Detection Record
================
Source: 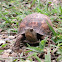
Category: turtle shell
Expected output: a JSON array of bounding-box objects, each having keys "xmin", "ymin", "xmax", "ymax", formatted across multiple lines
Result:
[{"xmin": 18, "ymin": 13, "xmax": 53, "ymax": 36}]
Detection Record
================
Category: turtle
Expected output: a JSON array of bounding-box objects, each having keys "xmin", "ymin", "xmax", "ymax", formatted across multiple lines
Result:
[{"xmin": 13, "ymin": 13, "xmax": 54, "ymax": 51}]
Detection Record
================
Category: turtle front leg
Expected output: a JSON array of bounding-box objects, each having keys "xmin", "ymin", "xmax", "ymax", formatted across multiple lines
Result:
[{"xmin": 12, "ymin": 34, "xmax": 23, "ymax": 52}]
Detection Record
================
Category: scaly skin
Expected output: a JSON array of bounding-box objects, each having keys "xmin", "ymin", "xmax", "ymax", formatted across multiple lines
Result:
[{"xmin": 12, "ymin": 35, "xmax": 23, "ymax": 52}]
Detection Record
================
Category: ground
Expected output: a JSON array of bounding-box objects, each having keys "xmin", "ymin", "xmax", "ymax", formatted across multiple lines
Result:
[{"xmin": 0, "ymin": 0, "xmax": 62, "ymax": 62}]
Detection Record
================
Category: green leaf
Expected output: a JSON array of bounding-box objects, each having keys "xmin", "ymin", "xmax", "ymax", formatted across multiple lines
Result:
[
  {"xmin": 1, "ymin": 44, "xmax": 7, "ymax": 47},
  {"xmin": 25, "ymin": 50, "xmax": 32, "ymax": 53},
  {"xmin": 58, "ymin": 43, "xmax": 62, "ymax": 47},
  {"xmin": 0, "ymin": 50, "xmax": 4, "ymax": 54},
  {"xmin": 30, "ymin": 0, "xmax": 36, "ymax": 8},
  {"xmin": 27, "ymin": 53, "xmax": 41, "ymax": 62},
  {"xmin": 46, "ymin": 20, "xmax": 57, "ymax": 36},
  {"xmin": 57, "ymin": 55, "xmax": 62, "ymax": 62},
  {"xmin": 39, "ymin": 39, "xmax": 47, "ymax": 49},
  {"xmin": 45, "ymin": 50, "xmax": 51, "ymax": 62},
  {"xmin": 27, "ymin": 44, "xmax": 43, "ymax": 53},
  {"xmin": 33, "ymin": 53, "xmax": 41, "ymax": 62},
  {"xmin": 27, "ymin": 46, "xmax": 43, "ymax": 53}
]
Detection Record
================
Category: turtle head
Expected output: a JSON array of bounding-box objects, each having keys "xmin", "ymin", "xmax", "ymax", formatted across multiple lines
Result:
[
  {"xmin": 25, "ymin": 28, "xmax": 37, "ymax": 42},
  {"xmin": 25, "ymin": 28, "xmax": 36, "ymax": 37}
]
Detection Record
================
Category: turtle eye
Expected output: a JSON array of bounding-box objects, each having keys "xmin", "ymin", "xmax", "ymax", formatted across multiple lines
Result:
[{"xmin": 30, "ymin": 29, "xmax": 33, "ymax": 32}]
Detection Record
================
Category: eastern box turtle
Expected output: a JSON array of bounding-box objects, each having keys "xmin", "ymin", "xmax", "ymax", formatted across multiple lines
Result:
[{"xmin": 13, "ymin": 13, "xmax": 54, "ymax": 51}]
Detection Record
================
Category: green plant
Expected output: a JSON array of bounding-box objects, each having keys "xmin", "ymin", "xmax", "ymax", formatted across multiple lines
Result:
[
  {"xmin": 45, "ymin": 49, "xmax": 51, "ymax": 62},
  {"xmin": 27, "ymin": 39, "xmax": 47, "ymax": 53}
]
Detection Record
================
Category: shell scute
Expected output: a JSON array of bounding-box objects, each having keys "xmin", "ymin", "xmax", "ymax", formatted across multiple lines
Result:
[{"xmin": 19, "ymin": 13, "xmax": 53, "ymax": 35}]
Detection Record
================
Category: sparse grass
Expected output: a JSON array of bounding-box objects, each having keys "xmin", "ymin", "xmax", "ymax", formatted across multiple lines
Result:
[{"xmin": 0, "ymin": 0, "xmax": 62, "ymax": 62}]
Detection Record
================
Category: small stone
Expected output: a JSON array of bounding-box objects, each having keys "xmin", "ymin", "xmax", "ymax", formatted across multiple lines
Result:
[
  {"xmin": 25, "ymin": 60, "xmax": 31, "ymax": 62},
  {"xmin": 8, "ymin": 36, "xmax": 15, "ymax": 40},
  {"xmin": 5, "ymin": 49, "xmax": 12, "ymax": 53},
  {"xmin": 52, "ymin": 60, "xmax": 56, "ymax": 62},
  {"xmin": 0, "ymin": 39, "xmax": 5, "ymax": 44}
]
